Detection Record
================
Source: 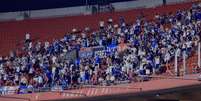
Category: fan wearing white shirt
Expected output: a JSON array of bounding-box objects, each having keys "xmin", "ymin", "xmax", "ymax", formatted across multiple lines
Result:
[
  {"xmin": 25, "ymin": 33, "xmax": 31, "ymax": 43},
  {"xmin": 154, "ymin": 56, "xmax": 160, "ymax": 74}
]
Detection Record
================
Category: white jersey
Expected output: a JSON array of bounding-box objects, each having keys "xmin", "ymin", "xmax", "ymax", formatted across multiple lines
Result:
[
  {"xmin": 25, "ymin": 33, "xmax": 30, "ymax": 40},
  {"xmin": 155, "ymin": 57, "xmax": 160, "ymax": 65}
]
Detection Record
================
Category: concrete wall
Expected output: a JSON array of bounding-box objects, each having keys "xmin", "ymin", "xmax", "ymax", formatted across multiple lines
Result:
[{"xmin": 30, "ymin": 6, "xmax": 90, "ymax": 18}]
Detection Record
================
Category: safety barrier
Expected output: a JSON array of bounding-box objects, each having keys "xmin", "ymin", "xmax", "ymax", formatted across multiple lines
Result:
[
  {"xmin": 0, "ymin": 81, "xmax": 142, "ymax": 97},
  {"xmin": 70, "ymin": 85, "xmax": 143, "ymax": 97},
  {"xmin": 2, "ymin": 74, "xmax": 200, "ymax": 101},
  {"xmin": 148, "ymin": 75, "xmax": 199, "ymax": 81},
  {"xmin": 0, "ymin": 96, "xmax": 31, "ymax": 101},
  {"xmin": 0, "ymin": 86, "xmax": 18, "ymax": 95}
]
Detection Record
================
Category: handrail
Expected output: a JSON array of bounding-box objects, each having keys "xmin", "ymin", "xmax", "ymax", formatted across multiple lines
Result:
[
  {"xmin": 51, "ymin": 91, "xmax": 87, "ymax": 97},
  {"xmin": 0, "ymin": 96, "xmax": 31, "ymax": 101},
  {"xmin": 148, "ymin": 75, "xmax": 199, "ymax": 81},
  {"xmin": 82, "ymin": 85, "xmax": 142, "ymax": 91}
]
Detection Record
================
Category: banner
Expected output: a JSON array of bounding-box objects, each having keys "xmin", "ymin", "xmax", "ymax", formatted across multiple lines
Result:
[
  {"xmin": 78, "ymin": 45, "xmax": 119, "ymax": 58},
  {"xmin": 79, "ymin": 47, "xmax": 94, "ymax": 58},
  {"xmin": 93, "ymin": 46, "xmax": 105, "ymax": 58},
  {"xmin": 65, "ymin": 49, "xmax": 77, "ymax": 60}
]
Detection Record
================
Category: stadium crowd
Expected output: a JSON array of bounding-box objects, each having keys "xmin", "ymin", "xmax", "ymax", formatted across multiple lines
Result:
[{"xmin": 0, "ymin": 3, "xmax": 201, "ymax": 93}]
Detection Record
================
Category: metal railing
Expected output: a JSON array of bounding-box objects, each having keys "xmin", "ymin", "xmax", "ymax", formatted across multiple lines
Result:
[{"xmin": 0, "ymin": 95, "xmax": 31, "ymax": 101}]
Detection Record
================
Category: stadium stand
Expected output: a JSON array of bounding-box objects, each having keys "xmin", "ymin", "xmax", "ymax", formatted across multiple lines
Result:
[{"xmin": 0, "ymin": 0, "xmax": 201, "ymax": 100}]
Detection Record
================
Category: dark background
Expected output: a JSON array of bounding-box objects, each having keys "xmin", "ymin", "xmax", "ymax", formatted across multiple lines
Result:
[{"xmin": 0, "ymin": 0, "xmax": 134, "ymax": 12}]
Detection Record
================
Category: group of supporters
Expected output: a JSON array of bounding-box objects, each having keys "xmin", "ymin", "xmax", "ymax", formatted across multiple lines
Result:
[{"xmin": 0, "ymin": 3, "xmax": 201, "ymax": 94}]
